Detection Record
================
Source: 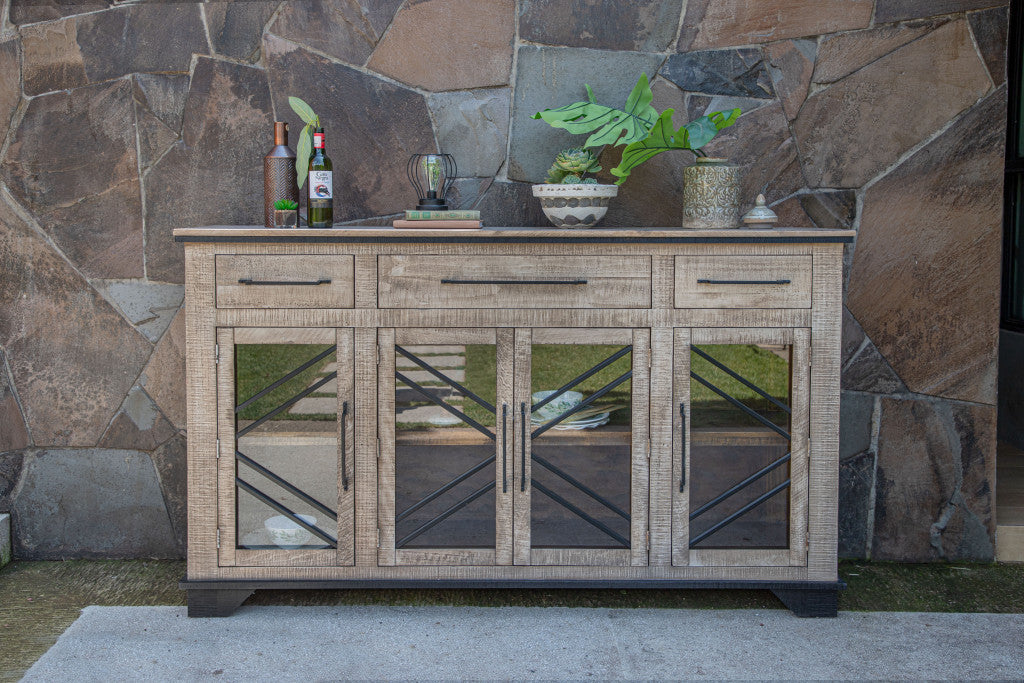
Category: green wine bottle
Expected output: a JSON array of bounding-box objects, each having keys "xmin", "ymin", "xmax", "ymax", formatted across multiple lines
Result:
[{"xmin": 307, "ymin": 127, "xmax": 333, "ymax": 228}]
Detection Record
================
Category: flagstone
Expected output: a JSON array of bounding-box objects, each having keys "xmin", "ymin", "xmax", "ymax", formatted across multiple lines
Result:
[{"xmin": 518, "ymin": 0, "xmax": 684, "ymax": 52}]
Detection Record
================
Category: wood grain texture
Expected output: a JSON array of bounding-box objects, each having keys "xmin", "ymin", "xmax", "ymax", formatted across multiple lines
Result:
[
  {"xmin": 354, "ymin": 328, "xmax": 378, "ymax": 566},
  {"xmin": 215, "ymin": 254, "xmax": 355, "ymax": 308},
  {"xmin": 674, "ymin": 255, "xmax": 812, "ymax": 309},
  {"xmin": 216, "ymin": 328, "xmax": 236, "ymax": 568},
  {"xmin": 232, "ymin": 328, "xmax": 334, "ymax": 344},
  {"xmin": 376, "ymin": 327, "xmax": 396, "ymax": 567},
  {"xmin": 649, "ymin": 328, "xmax": 674, "ymax": 566},
  {"xmin": 513, "ymin": 327, "xmax": 532, "ymax": 566},
  {"xmin": 789, "ymin": 329, "xmax": 811, "ymax": 567},
  {"xmin": 396, "ymin": 549, "xmax": 497, "ymax": 566},
  {"xmin": 336, "ymin": 328, "xmax": 355, "ymax": 566},
  {"xmin": 631, "ymin": 329, "xmax": 651, "ymax": 567},
  {"xmin": 378, "ymin": 255, "xmax": 652, "ymax": 309},
  {"xmin": 496, "ymin": 328, "xmax": 515, "ymax": 566},
  {"xmin": 530, "ymin": 549, "xmax": 631, "ymax": 566},
  {"xmin": 672, "ymin": 327, "xmax": 692, "ymax": 567}
]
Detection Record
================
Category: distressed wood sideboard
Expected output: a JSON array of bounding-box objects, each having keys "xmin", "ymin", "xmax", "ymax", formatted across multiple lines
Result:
[{"xmin": 174, "ymin": 226, "xmax": 854, "ymax": 617}]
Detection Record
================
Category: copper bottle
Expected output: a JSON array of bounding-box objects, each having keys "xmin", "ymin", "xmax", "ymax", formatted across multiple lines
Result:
[{"xmin": 264, "ymin": 121, "xmax": 300, "ymax": 228}]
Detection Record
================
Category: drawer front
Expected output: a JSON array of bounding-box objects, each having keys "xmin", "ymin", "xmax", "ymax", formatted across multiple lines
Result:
[
  {"xmin": 378, "ymin": 255, "xmax": 652, "ymax": 309},
  {"xmin": 674, "ymin": 255, "xmax": 812, "ymax": 308},
  {"xmin": 216, "ymin": 255, "xmax": 355, "ymax": 308}
]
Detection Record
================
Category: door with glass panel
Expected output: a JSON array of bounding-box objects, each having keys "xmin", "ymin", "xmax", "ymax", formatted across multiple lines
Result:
[
  {"xmin": 514, "ymin": 328, "xmax": 649, "ymax": 567},
  {"xmin": 378, "ymin": 328, "xmax": 513, "ymax": 566},
  {"xmin": 218, "ymin": 327, "xmax": 354, "ymax": 567},
  {"xmin": 672, "ymin": 328, "xmax": 809, "ymax": 567}
]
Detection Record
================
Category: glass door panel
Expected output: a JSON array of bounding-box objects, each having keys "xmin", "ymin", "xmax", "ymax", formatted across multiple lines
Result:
[{"xmin": 221, "ymin": 328, "xmax": 353, "ymax": 567}]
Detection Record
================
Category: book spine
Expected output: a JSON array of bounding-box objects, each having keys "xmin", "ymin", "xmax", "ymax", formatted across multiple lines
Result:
[
  {"xmin": 404, "ymin": 210, "xmax": 481, "ymax": 220},
  {"xmin": 392, "ymin": 219, "xmax": 483, "ymax": 229}
]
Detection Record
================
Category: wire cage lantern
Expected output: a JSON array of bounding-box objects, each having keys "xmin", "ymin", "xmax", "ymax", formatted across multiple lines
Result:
[{"xmin": 407, "ymin": 153, "xmax": 457, "ymax": 211}]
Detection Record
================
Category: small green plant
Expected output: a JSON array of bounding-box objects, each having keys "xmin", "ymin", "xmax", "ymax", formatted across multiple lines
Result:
[
  {"xmin": 273, "ymin": 199, "xmax": 298, "ymax": 211},
  {"xmin": 288, "ymin": 96, "xmax": 321, "ymax": 189},
  {"xmin": 533, "ymin": 73, "xmax": 742, "ymax": 185},
  {"xmin": 544, "ymin": 148, "xmax": 601, "ymax": 184}
]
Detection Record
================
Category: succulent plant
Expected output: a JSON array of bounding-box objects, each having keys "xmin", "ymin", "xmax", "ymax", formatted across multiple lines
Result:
[
  {"xmin": 274, "ymin": 199, "xmax": 298, "ymax": 211},
  {"xmin": 582, "ymin": 177, "xmax": 598, "ymax": 185},
  {"xmin": 544, "ymin": 148, "xmax": 601, "ymax": 184}
]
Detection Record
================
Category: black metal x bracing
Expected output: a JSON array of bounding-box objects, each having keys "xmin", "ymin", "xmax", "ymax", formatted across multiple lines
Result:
[
  {"xmin": 689, "ymin": 479, "xmax": 790, "ymax": 547},
  {"xmin": 236, "ymin": 477, "xmax": 338, "ymax": 547},
  {"xmin": 395, "ymin": 345, "xmax": 495, "ymax": 413},
  {"xmin": 396, "ymin": 455, "xmax": 495, "ymax": 523},
  {"xmin": 690, "ymin": 452, "xmax": 791, "ymax": 522},
  {"xmin": 531, "ymin": 369, "xmax": 633, "ymax": 439},
  {"xmin": 236, "ymin": 450, "xmax": 337, "ymax": 521},
  {"xmin": 395, "ymin": 371, "xmax": 495, "ymax": 440},
  {"xmin": 236, "ymin": 372, "xmax": 337, "ymax": 438},
  {"xmin": 691, "ymin": 346, "xmax": 790, "ymax": 415},
  {"xmin": 689, "ymin": 370, "xmax": 790, "ymax": 441},
  {"xmin": 531, "ymin": 345, "xmax": 633, "ymax": 413},
  {"xmin": 397, "ymin": 480, "xmax": 496, "ymax": 548},
  {"xmin": 235, "ymin": 345, "xmax": 337, "ymax": 414},
  {"xmin": 532, "ymin": 479, "xmax": 630, "ymax": 548},
  {"xmin": 533, "ymin": 454, "xmax": 629, "ymax": 521}
]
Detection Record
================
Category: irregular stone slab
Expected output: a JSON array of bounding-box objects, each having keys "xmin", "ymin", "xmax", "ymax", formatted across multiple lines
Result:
[
  {"xmin": 11, "ymin": 448, "xmax": 179, "ymax": 558},
  {"xmin": 849, "ymin": 86, "xmax": 1004, "ymax": 404},
  {"xmin": 475, "ymin": 181, "xmax": 547, "ymax": 228},
  {"xmin": 0, "ymin": 512, "xmax": 9, "ymax": 566},
  {"xmin": 969, "ymin": 7, "xmax": 1009, "ymax": 86},
  {"xmin": 508, "ymin": 46, "xmax": 663, "ymax": 183},
  {"xmin": 661, "ymin": 49, "xmax": 774, "ymax": 98},
  {"xmin": 205, "ymin": 1, "xmax": 279, "ymax": 62},
  {"xmin": 132, "ymin": 74, "xmax": 189, "ymax": 134},
  {"xmin": 265, "ymin": 35, "xmax": 435, "ymax": 223},
  {"xmin": 400, "ymin": 369, "xmax": 465, "ymax": 384},
  {"xmin": 428, "ymin": 89, "xmax": 510, "ymax": 178},
  {"xmin": 799, "ymin": 190, "xmax": 857, "ymax": 230},
  {"xmin": 98, "ymin": 387, "xmax": 178, "ymax": 452},
  {"xmin": 141, "ymin": 308, "xmax": 185, "ymax": 431},
  {"xmin": 91, "ymin": 280, "xmax": 183, "ymax": 343},
  {"xmin": 21, "ymin": 4, "xmax": 205, "ymax": 96},
  {"xmin": 678, "ymin": 0, "xmax": 872, "ymax": 51},
  {"xmin": 795, "ymin": 20, "xmax": 991, "ymax": 188},
  {"xmin": 840, "ymin": 308, "xmax": 907, "ymax": 394},
  {"xmin": 874, "ymin": 0, "xmax": 1005, "ymax": 23},
  {"xmin": 0, "ymin": 38, "xmax": 21, "ymax": 138},
  {"xmin": 873, "ymin": 397, "xmax": 995, "ymax": 562},
  {"xmin": 838, "ymin": 450, "xmax": 873, "ymax": 558},
  {"xmin": 145, "ymin": 58, "xmax": 272, "ymax": 282},
  {"xmin": 0, "ymin": 450, "xmax": 25, "ymax": 511},
  {"xmin": 290, "ymin": 397, "xmax": 338, "ymax": 415},
  {"xmin": 151, "ymin": 435, "xmax": 187, "ymax": 555},
  {"xmin": 271, "ymin": 0, "xmax": 384, "ymax": 66},
  {"xmin": 397, "ymin": 355, "xmax": 464, "ymax": 370},
  {"xmin": 765, "ymin": 197, "xmax": 815, "ymax": 229},
  {"xmin": 763, "ymin": 40, "xmax": 815, "ymax": 120},
  {"xmin": 395, "ymin": 387, "xmax": 465, "ymax": 405},
  {"xmin": 368, "ymin": 0, "xmax": 514, "ymax": 91},
  {"xmin": 2, "ymin": 79, "xmax": 142, "ymax": 279},
  {"xmin": 813, "ymin": 19, "xmax": 945, "ymax": 85},
  {"xmin": 447, "ymin": 178, "xmax": 494, "ymax": 211},
  {"xmin": 518, "ymin": 0, "xmax": 683, "ymax": 52},
  {"xmin": 0, "ymin": 350, "xmax": 29, "ymax": 452},
  {"xmin": 396, "ymin": 405, "xmax": 463, "ymax": 426},
  {"xmin": 9, "ymin": 0, "xmax": 109, "ymax": 25},
  {"xmin": 840, "ymin": 391, "xmax": 873, "ymax": 461},
  {"xmin": 135, "ymin": 106, "xmax": 178, "ymax": 172},
  {"xmin": 0, "ymin": 198, "xmax": 151, "ymax": 447}
]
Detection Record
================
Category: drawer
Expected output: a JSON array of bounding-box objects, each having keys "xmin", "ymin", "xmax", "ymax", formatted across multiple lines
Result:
[
  {"xmin": 378, "ymin": 255, "xmax": 652, "ymax": 309},
  {"xmin": 215, "ymin": 254, "xmax": 355, "ymax": 308},
  {"xmin": 674, "ymin": 255, "xmax": 811, "ymax": 308}
]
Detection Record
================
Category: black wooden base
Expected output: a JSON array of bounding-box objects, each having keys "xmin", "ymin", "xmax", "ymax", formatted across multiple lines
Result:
[{"xmin": 181, "ymin": 578, "xmax": 843, "ymax": 618}]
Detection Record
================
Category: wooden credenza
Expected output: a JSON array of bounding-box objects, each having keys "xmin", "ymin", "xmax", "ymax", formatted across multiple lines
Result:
[{"xmin": 174, "ymin": 226, "xmax": 853, "ymax": 617}]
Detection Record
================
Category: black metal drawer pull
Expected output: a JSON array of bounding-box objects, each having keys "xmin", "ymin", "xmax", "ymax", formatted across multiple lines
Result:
[
  {"xmin": 441, "ymin": 279, "xmax": 587, "ymax": 285},
  {"xmin": 696, "ymin": 278, "xmax": 791, "ymax": 285},
  {"xmin": 238, "ymin": 278, "xmax": 331, "ymax": 286}
]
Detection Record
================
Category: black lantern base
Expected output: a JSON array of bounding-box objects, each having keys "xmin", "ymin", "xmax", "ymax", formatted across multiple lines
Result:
[{"xmin": 416, "ymin": 197, "xmax": 448, "ymax": 211}]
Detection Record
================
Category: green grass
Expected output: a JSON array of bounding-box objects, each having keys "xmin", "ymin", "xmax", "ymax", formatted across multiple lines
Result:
[
  {"xmin": 235, "ymin": 344, "xmax": 335, "ymax": 421},
  {"xmin": 3, "ymin": 558, "xmax": 1024, "ymax": 681}
]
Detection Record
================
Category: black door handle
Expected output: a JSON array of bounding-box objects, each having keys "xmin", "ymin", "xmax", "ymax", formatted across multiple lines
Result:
[{"xmin": 238, "ymin": 278, "xmax": 331, "ymax": 286}]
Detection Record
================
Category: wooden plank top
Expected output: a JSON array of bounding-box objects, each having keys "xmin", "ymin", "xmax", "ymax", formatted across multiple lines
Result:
[{"xmin": 174, "ymin": 225, "xmax": 855, "ymax": 244}]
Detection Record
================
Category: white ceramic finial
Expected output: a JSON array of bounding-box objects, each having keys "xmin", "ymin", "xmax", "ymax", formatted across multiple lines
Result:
[{"xmin": 742, "ymin": 194, "xmax": 778, "ymax": 228}]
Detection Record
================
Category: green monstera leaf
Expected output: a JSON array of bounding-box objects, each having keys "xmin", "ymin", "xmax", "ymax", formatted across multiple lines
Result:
[
  {"xmin": 609, "ymin": 107, "xmax": 741, "ymax": 185},
  {"xmin": 532, "ymin": 73, "xmax": 659, "ymax": 149},
  {"xmin": 289, "ymin": 96, "xmax": 320, "ymax": 189}
]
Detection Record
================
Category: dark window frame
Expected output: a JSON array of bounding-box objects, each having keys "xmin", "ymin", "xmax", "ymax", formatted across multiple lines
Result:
[{"xmin": 1004, "ymin": 0, "xmax": 1024, "ymax": 332}]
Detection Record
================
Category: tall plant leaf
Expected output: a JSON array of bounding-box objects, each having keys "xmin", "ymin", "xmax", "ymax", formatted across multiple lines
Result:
[
  {"xmin": 289, "ymin": 96, "xmax": 317, "ymax": 125},
  {"xmin": 295, "ymin": 123, "xmax": 312, "ymax": 189},
  {"xmin": 532, "ymin": 73, "xmax": 659, "ymax": 148},
  {"xmin": 609, "ymin": 107, "xmax": 741, "ymax": 184}
]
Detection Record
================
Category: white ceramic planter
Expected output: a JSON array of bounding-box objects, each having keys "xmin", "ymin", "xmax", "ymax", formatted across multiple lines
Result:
[{"xmin": 532, "ymin": 183, "xmax": 618, "ymax": 228}]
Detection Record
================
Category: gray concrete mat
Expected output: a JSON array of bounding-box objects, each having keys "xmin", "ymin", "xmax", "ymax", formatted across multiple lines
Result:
[{"xmin": 22, "ymin": 606, "xmax": 1024, "ymax": 681}]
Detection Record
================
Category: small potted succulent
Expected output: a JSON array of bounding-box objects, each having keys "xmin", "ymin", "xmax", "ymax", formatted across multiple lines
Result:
[
  {"xmin": 532, "ymin": 148, "xmax": 617, "ymax": 227},
  {"xmin": 273, "ymin": 199, "xmax": 299, "ymax": 228}
]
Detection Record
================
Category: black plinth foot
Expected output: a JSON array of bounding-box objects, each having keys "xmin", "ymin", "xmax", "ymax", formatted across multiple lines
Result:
[
  {"xmin": 187, "ymin": 589, "xmax": 254, "ymax": 617},
  {"xmin": 771, "ymin": 587, "xmax": 838, "ymax": 617}
]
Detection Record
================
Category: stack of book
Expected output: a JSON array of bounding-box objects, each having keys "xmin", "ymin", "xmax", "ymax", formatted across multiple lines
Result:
[{"xmin": 393, "ymin": 209, "xmax": 482, "ymax": 229}]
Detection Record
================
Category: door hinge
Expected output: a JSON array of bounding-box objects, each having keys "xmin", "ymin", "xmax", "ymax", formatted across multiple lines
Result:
[
  {"xmin": 216, "ymin": 528, "xmax": 221, "ymax": 549},
  {"xmin": 377, "ymin": 344, "xmax": 382, "ymax": 366},
  {"xmin": 214, "ymin": 344, "xmax": 220, "ymax": 365},
  {"xmin": 216, "ymin": 439, "xmax": 220, "ymax": 459}
]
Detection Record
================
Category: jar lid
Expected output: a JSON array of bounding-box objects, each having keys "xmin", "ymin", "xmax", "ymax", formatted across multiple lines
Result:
[{"xmin": 742, "ymin": 194, "xmax": 778, "ymax": 227}]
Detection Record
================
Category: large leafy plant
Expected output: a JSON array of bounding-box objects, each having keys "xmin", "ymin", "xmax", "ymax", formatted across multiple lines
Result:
[
  {"xmin": 288, "ymin": 96, "xmax": 320, "ymax": 189},
  {"xmin": 532, "ymin": 74, "xmax": 741, "ymax": 185}
]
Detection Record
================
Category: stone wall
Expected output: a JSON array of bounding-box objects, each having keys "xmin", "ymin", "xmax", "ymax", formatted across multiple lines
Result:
[{"xmin": 0, "ymin": 0, "xmax": 1006, "ymax": 561}]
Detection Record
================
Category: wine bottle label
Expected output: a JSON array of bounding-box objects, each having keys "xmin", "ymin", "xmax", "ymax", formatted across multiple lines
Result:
[
  {"xmin": 309, "ymin": 170, "xmax": 333, "ymax": 200},
  {"xmin": 313, "ymin": 133, "xmax": 325, "ymax": 148}
]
